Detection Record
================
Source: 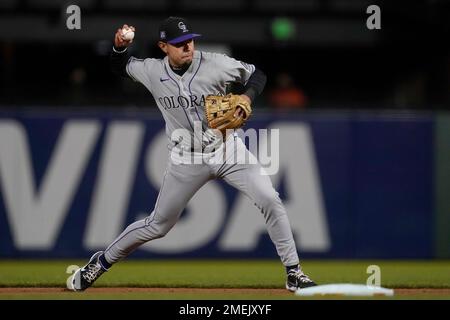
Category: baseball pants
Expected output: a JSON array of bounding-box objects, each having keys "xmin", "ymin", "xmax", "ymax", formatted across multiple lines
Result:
[{"xmin": 103, "ymin": 135, "xmax": 300, "ymax": 267}]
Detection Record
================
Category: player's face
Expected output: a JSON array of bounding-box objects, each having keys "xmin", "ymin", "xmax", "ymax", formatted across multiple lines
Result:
[{"xmin": 159, "ymin": 39, "xmax": 195, "ymax": 68}]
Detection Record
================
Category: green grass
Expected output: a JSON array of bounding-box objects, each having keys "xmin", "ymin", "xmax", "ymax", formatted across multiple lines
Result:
[{"xmin": 0, "ymin": 259, "xmax": 449, "ymax": 299}]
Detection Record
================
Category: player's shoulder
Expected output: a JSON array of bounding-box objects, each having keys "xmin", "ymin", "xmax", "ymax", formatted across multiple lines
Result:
[
  {"xmin": 199, "ymin": 50, "xmax": 227, "ymax": 58},
  {"xmin": 199, "ymin": 50, "xmax": 231, "ymax": 61},
  {"xmin": 199, "ymin": 51, "xmax": 240, "ymax": 71},
  {"xmin": 129, "ymin": 56, "xmax": 164, "ymax": 68},
  {"xmin": 132, "ymin": 56, "xmax": 163, "ymax": 63},
  {"xmin": 200, "ymin": 51, "xmax": 254, "ymax": 72}
]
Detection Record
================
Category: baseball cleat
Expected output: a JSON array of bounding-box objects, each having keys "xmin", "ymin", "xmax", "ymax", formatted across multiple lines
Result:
[
  {"xmin": 286, "ymin": 270, "xmax": 317, "ymax": 292},
  {"xmin": 69, "ymin": 251, "xmax": 107, "ymax": 291}
]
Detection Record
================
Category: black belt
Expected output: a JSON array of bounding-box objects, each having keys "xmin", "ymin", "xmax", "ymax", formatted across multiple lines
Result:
[{"xmin": 190, "ymin": 146, "xmax": 206, "ymax": 152}]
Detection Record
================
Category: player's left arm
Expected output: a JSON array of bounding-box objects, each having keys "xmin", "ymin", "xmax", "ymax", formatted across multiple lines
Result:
[
  {"xmin": 241, "ymin": 68, "xmax": 267, "ymax": 103},
  {"xmin": 231, "ymin": 67, "xmax": 267, "ymax": 117},
  {"xmin": 219, "ymin": 55, "xmax": 267, "ymax": 104}
]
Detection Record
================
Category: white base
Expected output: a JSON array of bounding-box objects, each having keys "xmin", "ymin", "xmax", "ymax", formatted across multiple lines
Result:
[{"xmin": 295, "ymin": 284, "xmax": 394, "ymax": 297}]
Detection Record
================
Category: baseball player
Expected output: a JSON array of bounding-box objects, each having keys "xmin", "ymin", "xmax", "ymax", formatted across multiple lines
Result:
[{"xmin": 69, "ymin": 17, "xmax": 316, "ymax": 292}]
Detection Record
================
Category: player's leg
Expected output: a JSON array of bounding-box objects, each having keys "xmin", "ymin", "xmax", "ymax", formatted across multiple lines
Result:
[
  {"xmin": 215, "ymin": 143, "xmax": 299, "ymax": 267},
  {"xmin": 69, "ymin": 160, "xmax": 211, "ymax": 291},
  {"xmin": 103, "ymin": 161, "xmax": 211, "ymax": 264},
  {"xmin": 213, "ymin": 137, "xmax": 316, "ymax": 291}
]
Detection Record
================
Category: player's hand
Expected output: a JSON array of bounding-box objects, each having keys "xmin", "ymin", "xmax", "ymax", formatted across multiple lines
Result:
[
  {"xmin": 234, "ymin": 107, "xmax": 244, "ymax": 118},
  {"xmin": 114, "ymin": 24, "xmax": 136, "ymax": 49},
  {"xmin": 234, "ymin": 95, "xmax": 251, "ymax": 118}
]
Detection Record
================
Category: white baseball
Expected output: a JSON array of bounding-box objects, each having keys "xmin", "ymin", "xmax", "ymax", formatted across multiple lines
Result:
[{"xmin": 121, "ymin": 28, "xmax": 135, "ymax": 41}]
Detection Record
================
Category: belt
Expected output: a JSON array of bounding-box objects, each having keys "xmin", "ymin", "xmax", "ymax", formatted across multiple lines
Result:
[
  {"xmin": 190, "ymin": 146, "xmax": 206, "ymax": 153},
  {"xmin": 190, "ymin": 135, "xmax": 235, "ymax": 153}
]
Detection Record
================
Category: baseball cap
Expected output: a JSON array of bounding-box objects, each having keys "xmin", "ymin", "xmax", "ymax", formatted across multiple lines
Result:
[{"xmin": 158, "ymin": 17, "xmax": 201, "ymax": 44}]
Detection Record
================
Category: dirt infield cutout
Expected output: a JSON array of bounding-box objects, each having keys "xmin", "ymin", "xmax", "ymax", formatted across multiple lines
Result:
[{"xmin": 1, "ymin": 287, "xmax": 449, "ymax": 297}]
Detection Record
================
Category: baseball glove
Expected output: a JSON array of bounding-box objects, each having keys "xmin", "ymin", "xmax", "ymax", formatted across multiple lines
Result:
[{"xmin": 204, "ymin": 94, "xmax": 252, "ymax": 134}]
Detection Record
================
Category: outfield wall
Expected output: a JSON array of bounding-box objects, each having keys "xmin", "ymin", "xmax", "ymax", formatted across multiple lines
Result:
[{"xmin": 0, "ymin": 109, "xmax": 447, "ymax": 259}]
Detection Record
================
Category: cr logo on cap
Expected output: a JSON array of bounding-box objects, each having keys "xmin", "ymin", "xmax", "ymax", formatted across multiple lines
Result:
[{"xmin": 178, "ymin": 22, "xmax": 188, "ymax": 32}]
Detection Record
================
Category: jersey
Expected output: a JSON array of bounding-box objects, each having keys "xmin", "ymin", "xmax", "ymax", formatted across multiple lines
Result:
[{"xmin": 125, "ymin": 51, "xmax": 256, "ymax": 151}]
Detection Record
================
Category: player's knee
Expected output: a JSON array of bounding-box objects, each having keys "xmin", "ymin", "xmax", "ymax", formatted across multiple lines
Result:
[
  {"xmin": 257, "ymin": 190, "xmax": 283, "ymax": 214},
  {"xmin": 144, "ymin": 217, "xmax": 175, "ymax": 239},
  {"xmin": 151, "ymin": 224, "xmax": 172, "ymax": 239}
]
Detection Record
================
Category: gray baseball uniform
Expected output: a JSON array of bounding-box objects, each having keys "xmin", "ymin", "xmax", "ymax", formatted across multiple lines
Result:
[{"xmin": 103, "ymin": 50, "xmax": 300, "ymax": 267}]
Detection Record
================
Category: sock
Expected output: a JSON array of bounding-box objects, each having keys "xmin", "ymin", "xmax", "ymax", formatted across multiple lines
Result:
[
  {"xmin": 98, "ymin": 254, "xmax": 112, "ymax": 271},
  {"xmin": 286, "ymin": 264, "xmax": 299, "ymax": 274}
]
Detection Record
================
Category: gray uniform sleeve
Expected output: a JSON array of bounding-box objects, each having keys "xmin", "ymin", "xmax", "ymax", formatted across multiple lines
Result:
[
  {"xmin": 216, "ymin": 54, "xmax": 256, "ymax": 86},
  {"xmin": 125, "ymin": 57, "xmax": 156, "ymax": 87}
]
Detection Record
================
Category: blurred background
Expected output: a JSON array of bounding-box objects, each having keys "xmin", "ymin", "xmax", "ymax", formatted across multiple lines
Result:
[
  {"xmin": 0, "ymin": 0, "xmax": 448, "ymax": 109},
  {"xmin": 0, "ymin": 0, "xmax": 449, "ymax": 261}
]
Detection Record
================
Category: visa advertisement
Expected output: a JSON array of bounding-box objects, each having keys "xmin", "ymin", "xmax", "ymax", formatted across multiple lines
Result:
[{"xmin": 0, "ymin": 110, "xmax": 439, "ymax": 259}]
